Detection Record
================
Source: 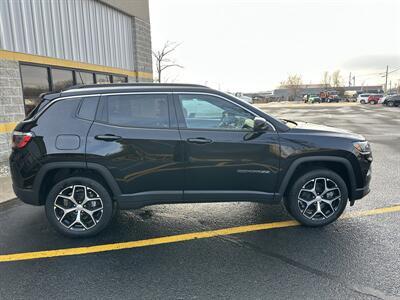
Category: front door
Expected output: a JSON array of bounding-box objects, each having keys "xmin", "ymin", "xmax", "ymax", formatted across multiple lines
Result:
[
  {"xmin": 174, "ymin": 93, "xmax": 280, "ymax": 202},
  {"xmin": 86, "ymin": 93, "xmax": 184, "ymax": 204}
]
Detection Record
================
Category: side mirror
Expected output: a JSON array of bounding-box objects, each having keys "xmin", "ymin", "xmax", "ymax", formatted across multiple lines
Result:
[{"xmin": 253, "ymin": 117, "xmax": 269, "ymax": 131}]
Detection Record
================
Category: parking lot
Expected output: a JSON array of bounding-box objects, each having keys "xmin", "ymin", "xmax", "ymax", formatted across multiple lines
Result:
[{"xmin": 0, "ymin": 103, "xmax": 399, "ymax": 299}]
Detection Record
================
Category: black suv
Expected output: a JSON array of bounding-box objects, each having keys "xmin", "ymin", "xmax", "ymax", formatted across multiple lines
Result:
[
  {"xmin": 10, "ymin": 83, "xmax": 372, "ymax": 237},
  {"xmin": 383, "ymin": 95, "xmax": 400, "ymax": 107}
]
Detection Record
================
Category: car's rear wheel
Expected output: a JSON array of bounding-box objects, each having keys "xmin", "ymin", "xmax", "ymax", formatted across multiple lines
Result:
[
  {"xmin": 45, "ymin": 177, "xmax": 114, "ymax": 238},
  {"xmin": 387, "ymin": 101, "xmax": 394, "ymax": 107},
  {"xmin": 285, "ymin": 169, "xmax": 348, "ymax": 227},
  {"xmin": 360, "ymin": 100, "xmax": 366, "ymax": 104}
]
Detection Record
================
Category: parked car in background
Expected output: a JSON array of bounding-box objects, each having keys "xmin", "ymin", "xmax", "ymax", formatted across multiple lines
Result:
[
  {"xmin": 308, "ymin": 95, "xmax": 321, "ymax": 103},
  {"xmin": 379, "ymin": 94, "xmax": 398, "ymax": 104},
  {"xmin": 378, "ymin": 95, "xmax": 388, "ymax": 104},
  {"xmin": 234, "ymin": 92, "xmax": 253, "ymax": 104},
  {"xmin": 357, "ymin": 94, "xmax": 371, "ymax": 104},
  {"xmin": 344, "ymin": 91, "xmax": 358, "ymax": 102},
  {"xmin": 367, "ymin": 94, "xmax": 383, "ymax": 104},
  {"xmin": 326, "ymin": 95, "xmax": 341, "ymax": 103},
  {"xmin": 383, "ymin": 95, "xmax": 400, "ymax": 107}
]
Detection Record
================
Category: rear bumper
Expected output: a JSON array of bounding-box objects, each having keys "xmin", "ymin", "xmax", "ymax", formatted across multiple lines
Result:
[{"xmin": 12, "ymin": 185, "xmax": 41, "ymax": 206}]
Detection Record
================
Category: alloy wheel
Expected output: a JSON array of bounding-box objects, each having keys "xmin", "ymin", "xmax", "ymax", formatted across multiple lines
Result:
[
  {"xmin": 53, "ymin": 185, "xmax": 103, "ymax": 231},
  {"xmin": 297, "ymin": 177, "xmax": 341, "ymax": 220}
]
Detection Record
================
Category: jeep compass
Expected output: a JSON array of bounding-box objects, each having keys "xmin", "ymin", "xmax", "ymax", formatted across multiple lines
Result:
[{"xmin": 10, "ymin": 83, "xmax": 372, "ymax": 237}]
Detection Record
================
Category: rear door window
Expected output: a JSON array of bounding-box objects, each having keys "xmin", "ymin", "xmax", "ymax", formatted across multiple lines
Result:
[{"xmin": 101, "ymin": 94, "xmax": 170, "ymax": 128}]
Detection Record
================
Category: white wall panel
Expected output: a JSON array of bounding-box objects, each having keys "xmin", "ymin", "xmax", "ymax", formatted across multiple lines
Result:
[{"xmin": 0, "ymin": 0, "xmax": 135, "ymax": 70}]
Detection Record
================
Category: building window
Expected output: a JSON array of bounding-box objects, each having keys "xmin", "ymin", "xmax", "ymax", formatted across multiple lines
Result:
[
  {"xmin": 20, "ymin": 63, "xmax": 129, "ymax": 115},
  {"xmin": 95, "ymin": 74, "xmax": 111, "ymax": 84},
  {"xmin": 76, "ymin": 71, "xmax": 94, "ymax": 85},
  {"xmin": 52, "ymin": 68, "xmax": 74, "ymax": 91},
  {"xmin": 112, "ymin": 75, "xmax": 128, "ymax": 83},
  {"xmin": 20, "ymin": 64, "xmax": 50, "ymax": 115}
]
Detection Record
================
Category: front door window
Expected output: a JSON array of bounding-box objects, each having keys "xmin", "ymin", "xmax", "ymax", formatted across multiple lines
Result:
[{"xmin": 178, "ymin": 94, "xmax": 255, "ymax": 131}]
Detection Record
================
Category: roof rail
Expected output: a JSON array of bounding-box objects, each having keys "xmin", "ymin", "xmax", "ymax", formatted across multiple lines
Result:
[{"xmin": 64, "ymin": 83, "xmax": 209, "ymax": 90}]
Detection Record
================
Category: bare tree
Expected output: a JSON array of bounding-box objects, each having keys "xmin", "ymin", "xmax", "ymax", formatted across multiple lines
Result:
[
  {"xmin": 331, "ymin": 70, "xmax": 344, "ymax": 88},
  {"xmin": 280, "ymin": 74, "xmax": 303, "ymax": 100},
  {"xmin": 153, "ymin": 41, "xmax": 183, "ymax": 83},
  {"xmin": 321, "ymin": 71, "xmax": 331, "ymax": 89}
]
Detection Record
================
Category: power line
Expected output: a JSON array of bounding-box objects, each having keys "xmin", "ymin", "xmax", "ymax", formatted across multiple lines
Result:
[{"xmin": 388, "ymin": 66, "xmax": 400, "ymax": 74}]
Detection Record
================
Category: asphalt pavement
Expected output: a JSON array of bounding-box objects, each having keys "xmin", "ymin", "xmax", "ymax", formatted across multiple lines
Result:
[{"xmin": 0, "ymin": 103, "xmax": 399, "ymax": 299}]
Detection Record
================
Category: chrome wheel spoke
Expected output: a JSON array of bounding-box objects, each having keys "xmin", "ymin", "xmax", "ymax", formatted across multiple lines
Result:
[
  {"xmin": 53, "ymin": 184, "xmax": 104, "ymax": 231},
  {"xmin": 83, "ymin": 209, "xmax": 100, "ymax": 225},
  {"xmin": 68, "ymin": 210, "xmax": 81, "ymax": 229},
  {"xmin": 297, "ymin": 177, "xmax": 341, "ymax": 221}
]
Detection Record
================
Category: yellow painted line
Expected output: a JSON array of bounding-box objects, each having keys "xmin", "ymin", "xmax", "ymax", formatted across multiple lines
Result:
[
  {"xmin": 0, "ymin": 205, "xmax": 399, "ymax": 263},
  {"xmin": 0, "ymin": 50, "xmax": 153, "ymax": 79},
  {"xmin": 344, "ymin": 205, "xmax": 400, "ymax": 218},
  {"xmin": 0, "ymin": 122, "xmax": 17, "ymax": 134}
]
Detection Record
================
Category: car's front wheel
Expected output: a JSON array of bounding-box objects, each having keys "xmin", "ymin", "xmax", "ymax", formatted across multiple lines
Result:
[
  {"xmin": 45, "ymin": 177, "xmax": 114, "ymax": 238},
  {"xmin": 285, "ymin": 169, "xmax": 348, "ymax": 227},
  {"xmin": 387, "ymin": 101, "xmax": 394, "ymax": 107}
]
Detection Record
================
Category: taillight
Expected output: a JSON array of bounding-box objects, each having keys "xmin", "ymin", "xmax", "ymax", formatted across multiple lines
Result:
[{"xmin": 12, "ymin": 131, "xmax": 33, "ymax": 149}]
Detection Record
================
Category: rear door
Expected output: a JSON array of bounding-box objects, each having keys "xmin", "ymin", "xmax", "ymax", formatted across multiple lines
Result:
[
  {"xmin": 174, "ymin": 93, "xmax": 280, "ymax": 202},
  {"xmin": 86, "ymin": 92, "xmax": 184, "ymax": 203}
]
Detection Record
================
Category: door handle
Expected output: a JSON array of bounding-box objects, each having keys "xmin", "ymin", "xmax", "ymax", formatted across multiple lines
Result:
[
  {"xmin": 186, "ymin": 137, "xmax": 213, "ymax": 144},
  {"xmin": 95, "ymin": 134, "xmax": 121, "ymax": 141}
]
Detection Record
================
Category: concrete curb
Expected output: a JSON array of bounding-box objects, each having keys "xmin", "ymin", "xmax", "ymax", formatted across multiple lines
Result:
[
  {"xmin": 0, "ymin": 197, "xmax": 20, "ymax": 210},
  {"xmin": 0, "ymin": 196, "xmax": 17, "ymax": 205}
]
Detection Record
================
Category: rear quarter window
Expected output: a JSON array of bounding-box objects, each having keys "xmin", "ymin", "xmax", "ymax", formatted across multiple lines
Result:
[
  {"xmin": 77, "ymin": 97, "xmax": 99, "ymax": 121},
  {"xmin": 38, "ymin": 98, "xmax": 81, "ymax": 124}
]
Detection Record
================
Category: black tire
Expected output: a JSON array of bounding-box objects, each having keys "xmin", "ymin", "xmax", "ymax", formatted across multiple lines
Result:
[
  {"xmin": 387, "ymin": 101, "xmax": 394, "ymax": 107},
  {"xmin": 285, "ymin": 169, "xmax": 348, "ymax": 227},
  {"xmin": 45, "ymin": 177, "xmax": 114, "ymax": 238},
  {"xmin": 360, "ymin": 100, "xmax": 366, "ymax": 104}
]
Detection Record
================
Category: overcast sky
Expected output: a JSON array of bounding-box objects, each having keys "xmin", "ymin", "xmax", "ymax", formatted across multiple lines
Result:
[{"xmin": 149, "ymin": 0, "xmax": 400, "ymax": 92}]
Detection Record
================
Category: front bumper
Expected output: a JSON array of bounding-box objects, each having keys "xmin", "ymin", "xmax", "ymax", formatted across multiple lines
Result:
[
  {"xmin": 352, "ymin": 185, "xmax": 370, "ymax": 200},
  {"xmin": 351, "ymin": 165, "xmax": 371, "ymax": 201}
]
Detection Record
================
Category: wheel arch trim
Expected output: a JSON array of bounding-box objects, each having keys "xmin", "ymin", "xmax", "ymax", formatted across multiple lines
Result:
[
  {"xmin": 33, "ymin": 162, "xmax": 121, "ymax": 203},
  {"xmin": 276, "ymin": 156, "xmax": 356, "ymax": 201}
]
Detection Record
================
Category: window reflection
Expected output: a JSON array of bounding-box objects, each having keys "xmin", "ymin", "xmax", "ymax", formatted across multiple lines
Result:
[
  {"xmin": 96, "ymin": 74, "xmax": 111, "ymax": 84},
  {"xmin": 76, "ymin": 71, "xmax": 94, "ymax": 85},
  {"xmin": 52, "ymin": 68, "xmax": 74, "ymax": 91},
  {"xmin": 20, "ymin": 63, "xmax": 128, "ymax": 116},
  {"xmin": 20, "ymin": 65, "xmax": 50, "ymax": 115},
  {"xmin": 113, "ymin": 76, "xmax": 127, "ymax": 83}
]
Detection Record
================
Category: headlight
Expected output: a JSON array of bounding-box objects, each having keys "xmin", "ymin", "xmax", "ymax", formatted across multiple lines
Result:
[{"xmin": 353, "ymin": 141, "xmax": 371, "ymax": 155}]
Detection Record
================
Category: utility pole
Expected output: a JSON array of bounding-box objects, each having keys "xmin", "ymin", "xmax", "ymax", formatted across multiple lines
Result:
[
  {"xmin": 348, "ymin": 72, "xmax": 352, "ymax": 87},
  {"xmin": 353, "ymin": 76, "xmax": 355, "ymax": 87},
  {"xmin": 384, "ymin": 65, "xmax": 389, "ymax": 94},
  {"xmin": 389, "ymin": 80, "xmax": 392, "ymax": 94}
]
